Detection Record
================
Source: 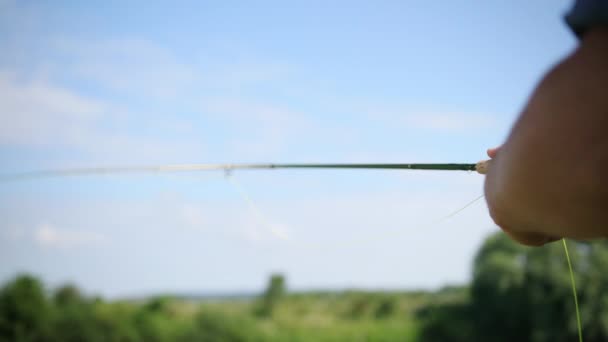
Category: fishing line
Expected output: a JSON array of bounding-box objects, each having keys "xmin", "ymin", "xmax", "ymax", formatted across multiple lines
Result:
[
  {"xmin": 224, "ymin": 172, "xmax": 486, "ymax": 251},
  {"xmin": 303, "ymin": 192, "xmax": 487, "ymax": 251},
  {"xmin": 225, "ymin": 174, "xmax": 291, "ymax": 241},
  {"xmin": 563, "ymin": 238, "xmax": 583, "ymax": 342}
]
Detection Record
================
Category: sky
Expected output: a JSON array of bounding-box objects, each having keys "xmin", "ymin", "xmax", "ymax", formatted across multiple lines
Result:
[{"xmin": 0, "ymin": 0, "xmax": 576, "ymax": 298}]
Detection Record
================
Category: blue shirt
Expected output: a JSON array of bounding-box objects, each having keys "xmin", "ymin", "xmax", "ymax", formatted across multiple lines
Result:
[{"xmin": 566, "ymin": 0, "xmax": 608, "ymax": 36}]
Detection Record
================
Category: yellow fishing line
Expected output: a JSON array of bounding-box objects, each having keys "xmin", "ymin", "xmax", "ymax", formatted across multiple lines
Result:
[{"xmin": 562, "ymin": 238, "xmax": 583, "ymax": 342}]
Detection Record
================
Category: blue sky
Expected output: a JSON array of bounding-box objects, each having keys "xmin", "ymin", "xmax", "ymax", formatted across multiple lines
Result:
[{"xmin": 0, "ymin": 0, "xmax": 576, "ymax": 297}]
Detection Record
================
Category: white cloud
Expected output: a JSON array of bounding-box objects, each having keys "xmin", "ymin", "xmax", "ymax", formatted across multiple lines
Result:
[
  {"xmin": 49, "ymin": 37, "xmax": 293, "ymax": 99},
  {"xmin": 403, "ymin": 112, "xmax": 496, "ymax": 131},
  {"xmin": 199, "ymin": 97, "xmax": 323, "ymax": 159},
  {"xmin": 0, "ymin": 70, "xmax": 103, "ymax": 147},
  {"xmin": 204, "ymin": 61, "xmax": 293, "ymax": 90},
  {"xmin": 202, "ymin": 98, "xmax": 311, "ymax": 138},
  {"xmin": 239, "ymin": 219, "xmax": 292, "ymax": 243},
  {"xmin": 269, "ymin": 223, "xmax": 291, "ymax": 241},
  {"xmin": 0, "ymin": 34, "xmax": 302, "ymax": 163},
  {"xmin": 50, "ymin": 38, "xmax": 199, "ymax": 99},
  {"xmin": 34, "ymin": 223, "xmax": 106, "ymax": 248},
  {"xmin": 358, "ymin": 102, "xmax": 500, "ymax": 133},
  {"xmin": 0, "ymin": 68, "xmax": 207, "ymax": 164}
]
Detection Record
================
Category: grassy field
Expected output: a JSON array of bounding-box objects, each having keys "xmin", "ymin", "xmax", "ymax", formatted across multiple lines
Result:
[{"xmin": 187, "ymin": 290, "xmax": 429, "ymax": 341}]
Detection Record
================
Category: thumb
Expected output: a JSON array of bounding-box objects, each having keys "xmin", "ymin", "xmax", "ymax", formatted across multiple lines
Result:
[
  {"xmin": 487, "ymin": 146, "xmax": 501, "ymax": 159},
  {"xmin": 502, "ymin": 226, "xmax": 561, "ymax": 246}
]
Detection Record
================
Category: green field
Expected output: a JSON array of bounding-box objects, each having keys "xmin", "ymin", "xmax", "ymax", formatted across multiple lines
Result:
[
  {"xmin": 2, "ymin": 233, "xmax": 608, "ymax": 341},
  {"xmin": 0, "ymin": 279, "xmax": 450, "ymax": 342}
]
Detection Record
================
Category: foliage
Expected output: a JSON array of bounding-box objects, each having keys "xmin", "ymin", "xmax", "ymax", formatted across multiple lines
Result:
[
  {"xmin": 415, "ymin": 286, "xmax": 474, "ymax": 341},
  {"xmin": 418, "ymin": 233, "xmax": 608, "ymax": 342},
  {"xmin": 2, "ymin": 233, "xmax": 608, "ymax": 341},
  {"xmin": 184, "ymin": 309, "xmax": 263, "ymax": 342},
  {"xmin": 254, "ymin": 273, "xmax": 286, "ymax": 318},
  {"xmin": 374, "ymin": 296, "xmax": 397, "ymax": 319},
  {"xmin": 0, "ymin": 274, "xmax": 51, "ymax": 342},
  {"xmin": 0, "ymin": 274, "xmax": 420, "ymax": 341}
]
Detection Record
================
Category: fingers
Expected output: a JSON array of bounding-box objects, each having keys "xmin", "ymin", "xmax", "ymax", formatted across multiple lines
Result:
[
  {"xmin": 487, "ymin": 200, "xmax": 561, "ymax": 246},
  {"xmin": 501, "ymin": 228, "xmax": 561, "ymax": 247}
]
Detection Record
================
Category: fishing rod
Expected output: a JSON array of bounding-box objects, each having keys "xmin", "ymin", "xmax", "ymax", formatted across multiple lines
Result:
[
  {"xmin": 0, "ymin": 157, "xmax": 584, "ymax": 340},
  {"xmin": 0, "ymin": 160, "xmax": 491, "ymax": 182}
]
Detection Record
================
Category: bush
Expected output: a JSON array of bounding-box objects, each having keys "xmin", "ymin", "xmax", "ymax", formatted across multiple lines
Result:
[{"xmin": 184, "ymin": 309, "xmax": 264, "ymax": 342}]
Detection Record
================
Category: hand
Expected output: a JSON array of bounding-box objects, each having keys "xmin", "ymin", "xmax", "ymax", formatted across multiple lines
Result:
[
  {"xmin": 484, "ymin": 28, "xmax": 608, "ymax": 246},
  {"xmin": 485, "ymin": 146, "xmax": 561, "ymax": 246}
]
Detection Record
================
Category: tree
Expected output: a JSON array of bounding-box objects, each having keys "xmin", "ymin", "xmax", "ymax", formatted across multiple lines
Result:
[
  {"xmin": 470, "ymin": 232, "xmax": 608, "ymax": 342},
  {"xmin": 185, "ymin": 309, "xmax": 263, "ymax": 342},
  {"xmin": 578, "ymin": 240, "xmax": 608, "ymax": 340},
  {"xmin": 133, "ymin": 296, "xmax": 184, "ymax": 342},
  {"xmin": 374, "ymin": 296, "xmax": 396, "ymax": 319},
  {"xmin": 54, "ymin": 285, "xmax": 83, "ymax": 307},
  {"xmin": 470, "ymin": 233, "xmax": 530, "ymax": 341},
  {"xmin": 0, "ymin": 274, "xmax": 51, "ymax": 341},
  {"xmin": 418, "ymin": 232, "xmax": 608, "ymax": 342},
  {"xmin": 255, "ymin": 274, "xmax": 286, "ymax": 317}
]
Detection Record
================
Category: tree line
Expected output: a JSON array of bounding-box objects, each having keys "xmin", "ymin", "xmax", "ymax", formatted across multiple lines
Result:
[{"xmin": 1, "ymin": 232, "xmax": 608, "ymax": 341}]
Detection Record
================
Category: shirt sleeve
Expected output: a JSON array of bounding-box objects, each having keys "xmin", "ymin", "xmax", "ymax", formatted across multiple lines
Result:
[{"xmin": 565, "ymin": 0, "xmax": 608, "ymax": 37}]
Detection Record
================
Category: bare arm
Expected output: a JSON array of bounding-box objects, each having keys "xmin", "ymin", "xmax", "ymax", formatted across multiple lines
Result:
[{"xmin": 484, "ymin": 27, "xmax": 608, "ymax": 246}]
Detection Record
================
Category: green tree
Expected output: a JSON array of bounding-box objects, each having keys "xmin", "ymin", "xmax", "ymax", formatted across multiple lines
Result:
[
  {"xmin": 374, "ymin": 296, "xmax": 396, "ymax": 319},
  {"xmin": 579, "ymin": 240, "xmax": 608, "ymax": 340},
  {"xmin": 184, "ymin": 309, "xmax": 262, "ymax": 342},
  {"xmin": 0, "ymin": 274, "xmax": 51, "ymax": 342},
  {"xmin": 470, "ymin": 233, "xmax": 608, "ymax": 342},
  {"xmin": 416, "ymin": 301, "xmax": 473, "ymax": 341},
  {"xmin": 522, "ymin": 241, "xmax": 581, "ymax": 342},
  {"xmin": 416, "ymin": 285, "xmax": 474, "ymax": 341},
  {"xmin": 54, "ymin": 285, "xmax": 83, "ymax": 307},
  {"xmin": 470, "ymin": 233, "xmax": 530, "ymax": 341},
  {"xmin": 50, "ymin": 284, "xmax": 140, "ymax": 342},
  {"xmin": 418, "ymin": 232, "xmax": 608, "ymax": 342},
  {"xmin": 50, "ymin": 284, "xmax": 98, "ymax": 342},
  {"xmin": 133, "ymin": 296, "xmax": 186, "ymax": 342},
  {"xmin": 255, "ymin": 274, "xmax": 286, "ymax": 317}
]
